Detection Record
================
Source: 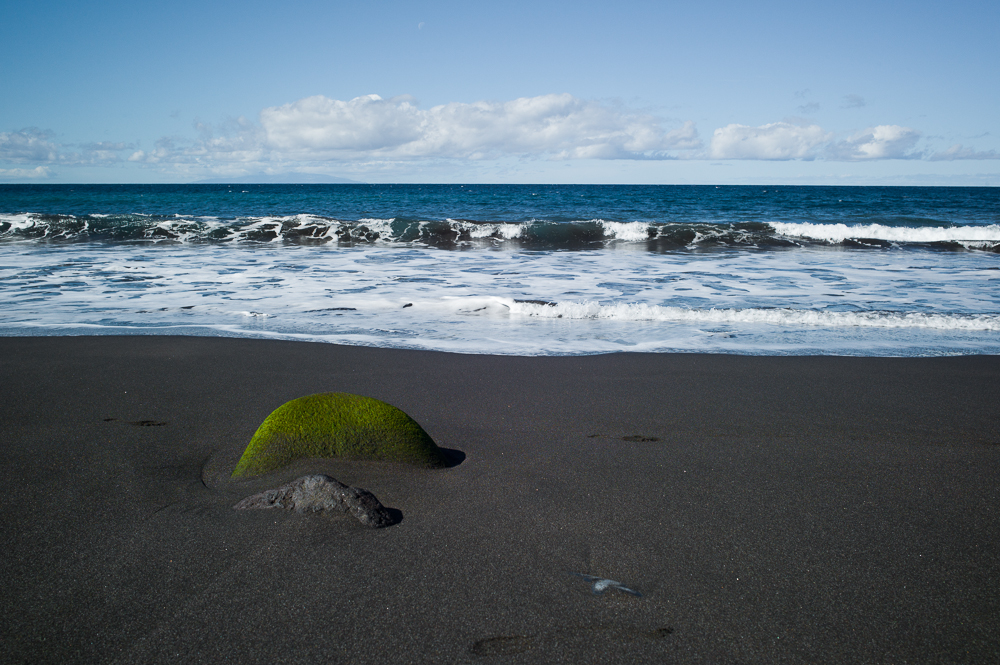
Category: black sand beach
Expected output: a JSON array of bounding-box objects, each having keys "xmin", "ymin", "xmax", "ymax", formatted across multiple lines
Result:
[{"xmin": 2, "ymin": 336, "xmax": 998, "ymax": 664}]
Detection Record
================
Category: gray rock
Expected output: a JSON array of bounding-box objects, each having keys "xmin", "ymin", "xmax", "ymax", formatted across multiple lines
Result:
[
  {"xmin": 234, "ymin": 474, "xmax": 396, "ymax": 528},
  {"xmin": 570, "ymin": 572, "xmax": 643, "ymax": 597}
]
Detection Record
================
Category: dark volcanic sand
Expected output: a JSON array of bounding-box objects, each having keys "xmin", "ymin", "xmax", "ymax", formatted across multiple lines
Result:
[{"xmin": 1, "ymin": 336, "xmax": 998, "ymax": 664}]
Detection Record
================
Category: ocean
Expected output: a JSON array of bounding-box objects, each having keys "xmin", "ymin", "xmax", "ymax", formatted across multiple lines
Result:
[{"xmin": 2, "ymin": 184, "xmax": 998, "ymax": 356}]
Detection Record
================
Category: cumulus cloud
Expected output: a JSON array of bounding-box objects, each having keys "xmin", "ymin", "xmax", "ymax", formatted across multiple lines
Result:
[
  {"xmin": 708, "ymin": 122, "xmax": 989, "ymax": 163},
  {"xmin": 709, "ymin": 122, "xmax": 831, "ymax": 160},
  {"xmin": 0, "ymin": 166, "xmax": 53, "ymax": 179},
  {"xmin": 928, "ymin": 144, "xmax": 1000, "ymax": 161},
  {"xmin": 117, "ymin": 94, "xmax": 703, "ymax": 167},
  {"xmin": 258, "ymin": 93, "xmax": 701, "ymax": 160},
  {"xmin": 262, "ymin": 95, "xmax": 422, "ymax": 154},
  {"xmin": 15, "ymin": 92, "xmax": 996, "ymax": 173},
  {"xmin": 829, "ymin": 125, "xmax": 921, "ymax": 160},
  {"xmin": 0, "ymin": 128, "xmax": 60, "ymax": 162}
]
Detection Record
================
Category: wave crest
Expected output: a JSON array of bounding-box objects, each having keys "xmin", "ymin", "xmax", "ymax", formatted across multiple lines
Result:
[
  {"xmin": 769, "ymin": 221, "xmax": 1000, "ymax": 247},
  {"xmin": 2, "ymin": 213, "xmax": 998, "ymax": 252}
]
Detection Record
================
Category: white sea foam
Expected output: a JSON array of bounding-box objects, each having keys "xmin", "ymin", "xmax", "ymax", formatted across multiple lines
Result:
[
  {"xmin": 770, "ymin": 222, "xmax": 1000, "ymax": 244},
  {"xmin": 440, "ymin": 218, "xmax": 654, "ymax": 243},
  {"xmin": 598, "ymin": 220, "xmax": 651, "ymax": 242},
  {"xmin": 0, "ymin": 213, "xmax": 54, "ymax": 233},
  {"xmin": 356, "ymin": 218, "xmax": 396, "ymax": 235},
  {"xmin": 454, "ymin": 219, "xmax": 524, "ymax": 240},
  {"xmin": 505, "ymin": 300, "xmax": 1000, "ymax": 330},
  {"xmin": 1, "ymin": 242, "xmax": 998, "ymax": 356}
]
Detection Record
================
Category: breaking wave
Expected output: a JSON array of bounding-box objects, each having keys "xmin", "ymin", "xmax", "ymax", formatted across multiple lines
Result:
[
  {"xmin": 769, "ymin": 222, "xmax": 1000, "ymax": 250},
  {"xmin": 3, "ymin": 212, "xmax": 998, "ymax": 251}
]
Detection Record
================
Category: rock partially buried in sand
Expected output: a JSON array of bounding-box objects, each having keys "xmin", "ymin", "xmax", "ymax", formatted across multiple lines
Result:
[
  {"xmin": 232, "ymin": 392, "xmax": 446, "ymax": 477},
  {"xmin": 570, "ymin": 572, "xmax": 643, "ymax": 597},
  {"xmin": 234, "ymin": 474, "xmax": 396, "ymax": 528}
]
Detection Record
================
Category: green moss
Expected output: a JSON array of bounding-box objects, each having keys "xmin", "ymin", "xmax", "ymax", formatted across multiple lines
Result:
[{"xmin": 232, "ymin": 392, "xmax": 446, "ymax": 478}]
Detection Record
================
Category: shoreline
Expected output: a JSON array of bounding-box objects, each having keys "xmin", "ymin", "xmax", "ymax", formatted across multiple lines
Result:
[
  {"xmin": 2, "ymin": 336, "xmax": 998, "ymax": 663},
  {"xmin": 3, "ymin": 326, "xmax": 999, "ymax": 359}
]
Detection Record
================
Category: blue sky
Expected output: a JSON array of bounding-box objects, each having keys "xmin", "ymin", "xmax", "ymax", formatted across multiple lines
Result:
[{"xmin": 2, "ymin": 0, "xmax": 998, "ymax": 184}]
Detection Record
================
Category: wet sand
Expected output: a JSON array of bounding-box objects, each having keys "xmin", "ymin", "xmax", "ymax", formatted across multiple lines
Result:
[{"xmin": 1, "ymin": 336, "xmax": 998, "ymax": 664}]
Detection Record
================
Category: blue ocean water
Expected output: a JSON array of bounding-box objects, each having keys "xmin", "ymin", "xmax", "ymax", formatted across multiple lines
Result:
[{"xmin": 2, "ymin": 184, "xmax": 998, "ymax": 356}]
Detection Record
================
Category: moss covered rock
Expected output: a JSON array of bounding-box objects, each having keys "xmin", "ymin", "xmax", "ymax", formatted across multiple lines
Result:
[{"xmin": 232, "ymin": 392, "xmax": 446, "ymax": 478}]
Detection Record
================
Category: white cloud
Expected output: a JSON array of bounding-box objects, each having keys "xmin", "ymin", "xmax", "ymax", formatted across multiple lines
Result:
[
  {"xmin": 114, "ymin": 94, "xmax": 703, "ymax": 169},
  {"xmin": 0, "ymin": 128, "xmax": 137, "ymax": 165},
  {"xmin": 259, "ymin": 93, "xmax": 702, "ymax": 160},
  {"xmin": 262, "ymin": 95, "xmax": 422, "ymax": 154},
  {"xmin": 0, "ymin": 128, "xmax": 60, "ymax": 162},
  {"xmin": 829, "ymin": 125, "xmax": 921, "ymax": 160},
  {"xmin": 928, "ymin": 144, "xmax": 1000, "ymax": 161},
  {"xmin": 0, "ymin": 166, "xmax": 53, "ymax": 179},
  {"xmin": 709, "ymin": 122, "xmax": 830, "ymax": 160},
  {"xmin": 8, "ymin": 94, "xmax": 967, "ymax": 176}
]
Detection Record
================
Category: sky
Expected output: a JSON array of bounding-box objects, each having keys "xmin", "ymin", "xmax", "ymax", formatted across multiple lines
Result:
[{"xmin": 1, "ymin": 0, "xmax": 998, "ymax": 185}]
